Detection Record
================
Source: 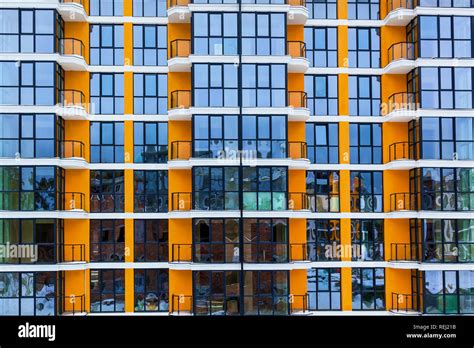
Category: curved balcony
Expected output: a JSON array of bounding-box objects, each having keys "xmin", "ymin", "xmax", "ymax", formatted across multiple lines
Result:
[
  {"xmin": 60, "ymin": 140, "xmax": 85, "ymax": 160},
  {"xmin": 388, "ymin": 141, "xmax": 412, "ymax": 162},
  {"xmin": 169, "ymin": 90, "xmax": 192, "ymax": 120},
  {"xmin": 385, "ymin": 0, "xmax": 415, "ymax": 26},
  {"xmin": 390, "ymin": 292, "xmax": 421, "ymax": 315},
  {"xmin": 58, "ymin": 0, "xmax": 88, "ymax": 22},
  {"xmin": 389, "ymin": 192, "xmax": 416, "ymax": 212},
  {"xmin": 168, "ymin": 39, "xmax": 191, "ymax": 72},
  {"xmin": 384, "ymin": 92, "xmax": 417, "ymax": 121},
  {"xmin": 58, "ymin": 38, "xmax": 87, "ymax": 70},
  {"xmin": 168, "ymin": 0, "xmax": 192, "ymax": 23},
  {"xmin": 58, "ymin": 89, "xmax": 88, "ymax": 120},
  {"xmin": 287, "ymin": 41, "xmax": 309, "ymax": 73},
  {"xmin": 386, "ymin": 42, "xmax": 415, "ymax": 74},
  {"xmin": 288, "ymin": 91, "xmax": 310, "ymax": 121},
  {"xmin": 170, "ymin": 294, "xmax": 193, "ymax": 316},
  {"xmin": 171, "ymin": 243, "xmax": 192, "ymax": 262},
  {"xmin": 390, "ymin": 242, "xmax": 420, "ymax": 262}
]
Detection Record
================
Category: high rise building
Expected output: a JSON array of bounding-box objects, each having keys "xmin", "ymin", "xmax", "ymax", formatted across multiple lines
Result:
[{"xmin": 0, "ymin": 0, "xmax": 473, "ymax": 317}]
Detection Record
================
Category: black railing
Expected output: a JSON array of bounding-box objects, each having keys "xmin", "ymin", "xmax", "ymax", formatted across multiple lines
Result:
[
  {"xmin": 288, "ymin": 91, "xmax": 307, "ymax": 108},
  {"xmin": 390, "ymin": 242, "xmax": 420, "ymax": 262},
  {"xmin": 290, "ymin": 243, "xmax": 308, "ymax": 261},
  {"xmin": 386, "ymin": 92, "xmax": 417, "ymax": 115},
  {"xmin": 388, "ymin": 42, "xmax": 415, "ymax": 64},
  {"xmin": 390, "ymin": 192, "xmax": 416, "ymax": 212},
  {"xmin": 61, "ymin": 192, "xmax": 86, "ymax": 211},
  {"xmin": 288, "ymin": 192, "xmax": 310, "ymax": 210},
  {"xmin": 386, "ymin": 0, "xmax": 415, "ymax": 13},
  {"xmin": 60, "ymin": 140, "xmax": 85, "ymax": 159},
  {"xmin": 388, "ymin": 141, "xmax": 411, "ymax": 162},
  {"xmin": 170, "ymin": 90, "xmax": 191, "ymax": 109},
  {"xmin": 290, "ymin": 293, "xmax": 308, "ymax": 313},
  {"xmin": 59, "ymin": 294, "xmax": 86, "ymax": 315},
  {"xmin": 169, "ymin": 0, "xmax": 190, "ymax": 7},
  {"xmin": 287, "ymin": 41, "xmax": 306, "ymax": 58},
  {"xmin": 59, "ymin": 89, "xmax": 87, "ymax": 109},
  {"xmin": 391, "ymin": 292, "xmax": 420, "ymax": 313},
  {"xmin": 288, "ymin": 141, "xmax": 307, "ymax": 159},
  {"xmin": 170, "ymin": 39, "xmax": 191, "ymax": 58},
  {"xmin": 59, "ymin": 38, "xmax": 85, "ymax": 59},
  {"xmin": 171, "ymin": 243, "xmax": 192, "ymax": 262},
  {"xmin": 171, "ymin": 192, "xmax": 192, "ymax": 211},
  {"xmin": 170, "ymin": 141, "xmax": 192, "ymax": 160},
  {"xmin": 171, "ymin": 294, "xmax": 193, "ymax": 315},
  {"xmin": 58, "ymin": 243, "xmax": 86, "ymax": 263}
]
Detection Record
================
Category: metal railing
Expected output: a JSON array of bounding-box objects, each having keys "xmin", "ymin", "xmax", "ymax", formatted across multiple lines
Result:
[
  {"xmin": 169, "ymin": 0, "xmax": 190, "ymax": 7},
  {"xmin": 170, "ymin": 39, "xmax": 191, "ymax": 58},
  {"xmin": 59, "ymin": 89, "xmax": 87, "ymax": 109},
  {"xmin": 59, "ymin": 294, "xmax": 86, "ymax": 315},
  {"xmin": 290, "ymin": 243, "xmax": 308, "ymax": 261},
  {"xmin": 58, "ymin": 243, "xmax": 86, "ymax": 263},
  {"xmin": 386, "ymin": 0, "xmax": 415, "ymax": 14},
  {"xmin": 59, "ymin": 140, "xmax": 85, "ymax": 159},
  {"xmin": 171, "ymin": 294, "xmax": 193, "ymax": 315},
  {"xmin": 171, "ymin": 192, "xmax": 192, "ymax": 211},
  {"xmin": 388, "ymin": 42, "xmax": 415, "ymax": 64},
  {"xmin": 288, "ymin": 141, "xmax": 307, "ymax": 159},
  {"xmin": 391, "ymin": 292, "xmax": 420, "ymax": 313},
  {"xmin": 59, "ymin": 38, "xmax": 85, "ymax": 58},
  {"xmin": 290, "ymin": 293, "xmax": 309, "ymax": 313},
  {"xmin": 0, "ymin": 191, "xmax": 86, "ymax": 211},
  {"xmin": 170, "ymin": 90, "xmax": 191, "ymax": 109},
  {"xmin": 288, "ymin": 192, "xmax": 310, "ymax": 210},
  {"xmin": 388, "ymin": 141, "xmax": 412, "ymax": 162},
  {"xmin": 287, "ymin": 41, "xmax": 306, "ymax": 58},
  {"xmin": 170, "ymin": 141, "xmax": 192, "ymax": 160},
  {"xmin": 288, "ymin": 91, "xmax": 308, "ymax": 108},
  {"xmin": 390, "ymin": 192, "xmax": 416, "ymax": 211},
  {"xmin": 386, "ymin": 92, "xmax": 417, "ymax": 115},
  {"xmin": 390, "ymin": 242, "xmax": 420, "ymax": 262},
  {"xmin": 171, "ymin": 243, "xmax": 192, "ymax": 262}
]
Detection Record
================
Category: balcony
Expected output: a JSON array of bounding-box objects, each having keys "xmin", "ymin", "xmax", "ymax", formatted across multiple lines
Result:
[
  {"xmin": 170, "ymin": 294, "xmax": 193, "ymax": 315},
  {"xmin": 58, "ymin": 38, "xmax": 87, "ymax": 71},
  {"xmin": 171, "ymin": 243, "xmax": 192, "ymax": 262},
  {"xmin": 390, "ymin": 242, "xmax": 420, "ymax": 262},
  {"xmin": 384, "ymin": 0, "xmax": 415, "ymax": 26},
  {"xmin": 58, "ymin": 89, "xmax": 89, "ymax": 120},
  {"xmin": 58, "ymin": 294, "xmax": 87, "ymax": 316},
  {"xmin": 169, "ymin": 90, "xmax": 191, "ymax": 120},
  {"xmin": 167, "ymin": 0, "xmax": 192, "ymax": 23},
  {"xmin": 58, "ymin": 0, "xmax": 88, "ymax": 22},
  {"xmin": 383, "ymin": 92, "xmax": 417, "ymax": 122},
  {"xmin": 287, "ymin": 91, "xmax": 310, "ymax": 121},
  {"xmin": 390, "ymin": 292, "xmax": 421, "ymax": 315},
  {"xmin": 287, "ymin": 41, "xmax": 309, "ymax": 73},
  {"xmin": 385, "ymin": 42, "xmax": 415, "ymax": 74},
  {"xmin": 59, "ymin": 243, "xmax": 86, "ymax": 263},
  {"xmin": 290, "ymin": 294, "xmax": 309, "ymax": 315},
  {"xmin": 390, "ymin": 192, "xmax": 416, "ymax": 212},
  {"xmin": 385, "ymin": 141, "xmax": 418, "ymax": 169},
  {"xmin": 168, "ymin": 39, "xmax": 191, "ymax": 72},
  {"xmin": 289, "ymin": 243, "xmax": 308, "ymax": 262},
  {"xmin": 60, "ymin": 140, "xmax": 86, "ymax": 160}
]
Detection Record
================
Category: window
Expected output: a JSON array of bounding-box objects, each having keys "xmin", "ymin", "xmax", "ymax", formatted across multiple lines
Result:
[
  {"xmin": 0, "ymin": 272, "xmax": 55, "ymax": 315},
  {"xmin": 134, "ymin": 220, "xmax": 168, "ymax": 262},
  {"xmin": 193, "ymin": 167, "xmax": 239, "ymax": 210},
  {"xmin": 243, "ymin": 167, "xmax": 287, "ymax": 210},
  {"xmin": 243, "ymin": 270, "xmax": 289, "ymax": 315},
  {"xmin": 193, "ymin": 64, "xmax": 238, "ymax": 107},
  {"xmin": 0, "ymin": 62, "xmax": 63, "ymax": 106},
  {"xmin": 90, "ymin": 170, "xmax": 124, "ymax": 213},
  {"xmin": 90, "ymin": 73, "xmax": 124, "ymax": 114},
  {"xmin": 348, "ymin": 28, "xmax": 380, "ymax": 68},
  {"xmin": 90, "ymin": 25, "xmax": 123, "ymax": 66},
  {"xmin": 306, "ymin": 0, "xmax": 337, "ymax": 19},
  {"xmin": 133, "ymin": 25, "xmax": 167, "ymax": 66},
  {"xmin": 90, "ymin": 0, "xmax": 123, "ymax": 16},
  {"xmin": 90, "ymin": 122, "xmax": 124, "ymax": 163},
  {"xmin": 0, "ymin": 9, "xmax": 63, "ymax": 53},
  {"xmin": 350, "ymin": 171, "xmax": 383, "ymax": 212},
  {"xmin": 410, "ymin": 117, "xmax": 474, "ymax": 160},
  {"xmin": 306, "ymin": 123, "xmax": 338, "ymax": 164},
  {"xmin": 0, "ymin": 114, "xmax": 62, "ymax": 159},
  {"xmin": 419, "ymin": 0, "xmax": 474, "ymax": 8},
  {"xmin": 133, "ymin": 74, "xmax": 168, "ymax": 114},
  {"xmin": 306, "ymin": 220, "xmax": 340, "ymax": 261},
  {"xmin": 410, "ymin": 167, "xmax": 474, "ymax": 211},
  {"xmin": 242, "ymin": 115, "xmax": 287, "ymax": 159},
  {"xmin": 0, "ymin": 219, "xmax": 59, "ymax": 264},
  {"xmin": 90, "ymin": 269, "xmax": 125, "ymax": 313},
  {"xmin": 133, "ymin": 0, "xmax": 167, "ymax": 17},
  {"xmin": 134, "ymin": 170, "xmax": 168, "ymax": 213},
  {"xmin": 306, "ymin": 171, "xmax": 340, "ymax": 212},
  {"xmin": 193, "ymin": 115, "xmax": 238, "ymax": 158},
  {"xmin": 304, "ymin": 27, "xmax": 337, "ymax": 67},
  {"xmin": 352, "ymin": 268, "xmax": 385, "ymax": 310},
  {"xmin": 414, "ymin": 219, "xmax": 474, "ymax": 263},
  {"xmin": 351, "ymin": 220, "xmax": 384, "ymax": 261},
  {"xmin": 241, "ymin": 13, "xmax": 286, "ymax": 56},
  {"xmin": 134, "ymin": 270, "xmax": 169, "ymax": 312},
  {"xmin": 414, "ymin": 67, "xmax": 473, "ymax": 109},
  {"xmin": 348, "ymin": 0, "xmax": 379, "ymax": 19},
  {"xmin": 349, "ymin": 76, "xmax": 381, "ymax": 116},
  {"xmin": 242, "ymin": 64, "xmax": 286, "ymax": 107},
  {"xmin": 194, "ymin": 218, "xmax": 240, "ymax": 263},
  {"xmin": 0, "ymin": 166, "xmax": 64, "ymax": 211},
  {"xmin": 350, "ymin": 123, "xmax": 382, "ymax": 164},
  {"xmin": 307, "ymin": 268, "xmax": 341, "ymax": 310},
  {"xmin": 414, "ymin": 16, "xmax": 472, "ymax": 58},
  {"xmin": 305, "ymin": 75, "xmax": 338, "ymax": 116},
  {"xmin": 193, "ymin": 13, "xmax": 238, "ymax": 55},
  {"xmin": 193, "ymin": 271, "xmax": 241, "ymax": 316},
  {"xmin": 90, "ymin": 220, "xmax": 125, "ymax": 262},
  {"xmin": 134, "ymin": 122, "xmax": 168, "ymax": 163},
  {"xmin": 243, "ymin": 218, "xmax": 288, "ymax": 263}
]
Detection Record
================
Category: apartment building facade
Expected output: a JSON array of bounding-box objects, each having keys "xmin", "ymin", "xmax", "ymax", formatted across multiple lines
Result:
[{"xmin": 0, "ymin": 0, "xmax": 473, "ymax": 316}]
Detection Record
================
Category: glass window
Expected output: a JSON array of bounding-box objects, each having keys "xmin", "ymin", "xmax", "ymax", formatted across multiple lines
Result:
[
  {"xmin": 242, "ymin": 64, "xmax": 286, "ymax": 107},
  {"xmin": 352, "ymin": 268, "xmax": 385, "ymax": 310},
  {"xmin": 134, "ymin": 220, "xmax": 168, "ymax": 262},
  {"xmin": 90, "ymin": 269, "xmax": 125, "ymax": 313},
  {"xmin": 90, "ymin": 25, "xmax": 124, "ymax": 66},
  {"xmin": 90, "ymin": 220, "xmax": 125, "ymax": 262},
  {"xmin": 350, "ymin": 171, "xmax": 383, "ymax": 212},
  {"xmin": 193, "ymin": 167, "xmax": 240, "ymax": 210},
  {"xmin": 418, "ymin": 0, "xmax": 474, "ymax": 8},
  {"xmin": 348, "ymin": 0, "xmax": 379, "ymax": 19},
  {"xmin": 194, "ymin": 218, "xmax": 240, "ymax": 263},
  {"xmin": 90, "ymin": 170, "xmax": 124, "ymax": 213},
  {"xmin": 90, "ymin": 0, "xmax": 123, "ymax": 16},
  {"xmin": 306, "ymin": 171, "xmax": 340, "ymax": 212},
  {"xmin": 90, "ymin": 73, "xmax": 124, "ymax": 114},
  {"xmin": 133, "ymin": 25, "xmax": 167, "ymax": 66},
  {"xmin": 306, "ymin": 122, "xmax": 338, "ymax": 164},
  {"xmin": 307, "ymin": 268, "xmax": 341, "ymax": 310},
  {"xmin": 193, "ymin": 115, "xmax": 239, "ymax": 159},
  {"xmin": 350, "ymin": 123, "xmax": 382, "ymax": 164},
  {"xmin": 133, "ymin": 74, "xmax": 168, "ymax": 114},
  {"xmin": 133, "ymin": 0, "xmax": 167, "ymax": 17},
  {"xmin": 193, "ymin": 64, "xmax": 238, "ymax": 107},
  {"xmin": 306, "ymin": 220, "xmax": 340, "ymax": 261},
  {"xmin": 348, "ymin": 28, "xmax": 380, "ymax": 68},
  {"xmin": 349, "ymin": 75, "xmax": 381, "ymax": 116},
  {"xmin": 243, "ymin": 270, "xmax": 289, "ymax": 315},
  {"xmin": 351, "ymin": 220, "xmax": 384, "ymax": 261},
  {"xmin": 134, "ymin": 269, "xmax": 169, "ymax": 312},
  {"xmin": 305, "ymin": 75, "xmax": 338, "ymax": 116},
  {"xmin": 241, "ymin": 13, "xmax": 286, "ymax": 56},
  {"xmin": 243, "ymin": 166, "xmax": 287, "ymax": 211},
  {"xmin": 242, "ymin": 115, "xmax": 287, "ymax": 159},
  {"xmin": 193, "ymin": 13, "xmax": 238, "ymax": 55},
  {"xmin": 134, "ymin": 170, "xmax": 168, "ymax": 213},
  {"xmin": 243, "ymin": 218, "xmax": 288, "ymax": 263},
  {"xmin": 306, "ymin": 0, "xmax": 337, "ymax": 19},
  {"xmin": 304, "ymin": 27, "xmax": 338, "ymax": 68},
  {"xmin": 90, "ymin": 122, "xmax": 124, "ymax": 163},
  {"xmin": 134, "ymin": 121, "xmax": 168, "ymax": 163}
]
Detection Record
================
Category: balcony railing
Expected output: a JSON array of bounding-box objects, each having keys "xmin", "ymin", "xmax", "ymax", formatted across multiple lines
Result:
[
  {"xmin": 171, "ymin": 294, "xmax": 193, "ymax": 315},
  {"xmin": 290, "ymin": 243, "xmax": 308, "ymax": 261},
  {"xmin": 288, "ymin": 91, "xmax": 308, "ymax": 108},
  {"xmin": 386, "ymin": 0, "xmax": 415, "ymax": 13},
  {"xmin": 388, "ymin": 42, "xmax": 415, "ymax": 64},
  {"xmin": 288, "ymin": 141, "xmax": 307, "ymax": 159},
  {"xmin": 386, "ymin": 92, "xmax": 417, "ymax": 115},
  {"xmin": 390, "ymin": 242, "xmax": 420, "ymax": 262},
  {"xmin": 169, "ymin": 0, "xmax": 190, "ymax": 7},
  {"xmin": 288, "ymin": 192, "xmax": 310, "ymax": 210},
  {"xmin": 58, "ymin": 294, "xmax": 86, "ymax": 315},
  {"xmin": 390, "ymin": 192, "xmax": 416, "ymax": 212},
  {"xmin": 170, "ymin": 39, "xmax": 191, "ymax": 58},
  {"xmin": 59, "ymin": 140, "xmax": 85, "ymax": 159},
  {"xmin": 170, "ymin": 141, "xmax": 192, "ymax": 160},
  {"xmin": 170, "ymin": 90, "xmax": 191, "ymax": 109},
  {"xmin": 171, "ymin": 192, "xmax": 192, "ymax": 211},
  {"xmin": 59, "ymin": 89, "xmax": 87, "ymax": 110},
  {"xmin": 391, "ymin": 292, "xmax": 420, "ymax": 314},
  {"xmin": 388, "ymin": 141, "xmax": 413, "ymax": 162},
  {"xmin": 287, "ymin": 41, "xmax": 306, "ymax": 59},
  {"xmin": 58, "ymin": 243, "xmax": 86, "ymax": 262},
  {"xmin": 0, "ymin": 191, "xmax": 86, "ymax": 211},
  {"xmin": 171, "ymin": 243, "xmax": 192, "ymax": 262},
  {"xmin": 290, "ymin": 293, "xmax": 308, "ymax": 313},
  {"xmin": 59, "ymin": 38, "xmax": 85, "ymax": 59}
]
